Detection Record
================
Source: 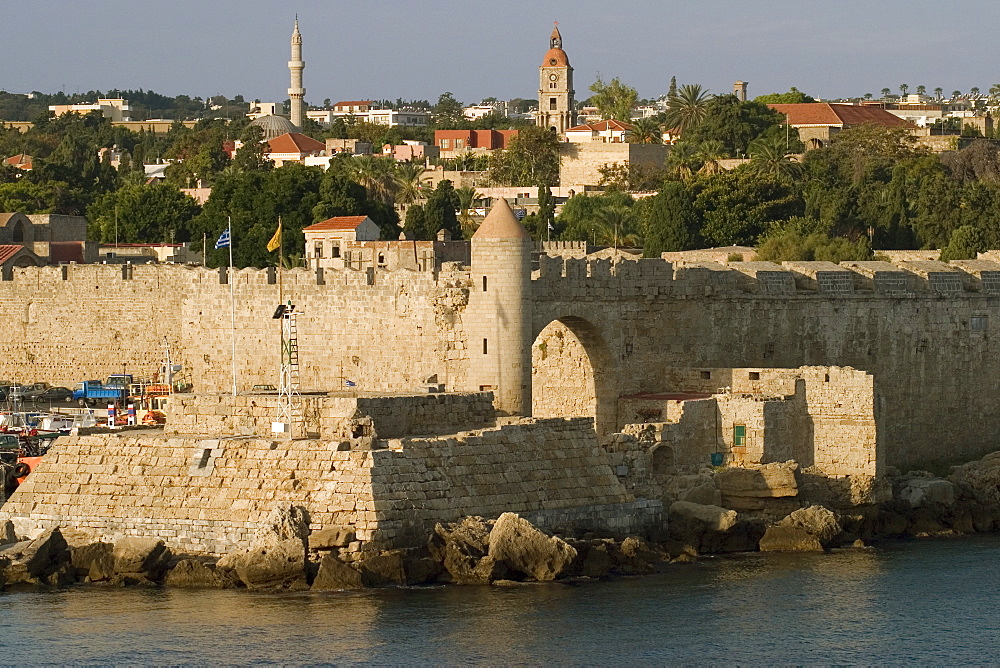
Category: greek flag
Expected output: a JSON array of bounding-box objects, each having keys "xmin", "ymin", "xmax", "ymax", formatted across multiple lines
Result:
[
  {"xmin": 215, "ymin": 227, "xmax": 231, "ymax": 250},
  {"xmin": 345, "ymin": 380, "xmax": 357, "ymax": 387}
]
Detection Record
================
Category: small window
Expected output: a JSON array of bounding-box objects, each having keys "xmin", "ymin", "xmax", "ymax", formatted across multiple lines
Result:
[
  {"xmin": 440, "ymin": 139, "xmax": 450, "ymax": 148},
  {"xmin": 971, "ymin": 315, "xmax": 988, "ymax": 331},
  {"xmin": 549, "ymin": 97, "xmax": 557, "ymax": 110},
  {"xmin": 314, "ymin": 243, "xmax": 323, "ymax": 259},
  {"xmin": 733, "ymin": 425, "xmax": 746, "ymax": 449},
  {"xmin": 483, "ymin": 338, "xmax": 488, "ymax": 354},
  {"xmin": 197, "ymin": 448, "xmax": 212, "ymax": 469},
  {"xmin": 455, "ymin": 138, "xmax": 464, "ymax": 148},
  {"xmin": 482, "ymin": 275, "xmax": 488, "ymax": 292},
  {"xmin": 700, "ymin": 370, "xmax": 711, "ymax": 380},
  {"xmin": 824, "ymin": 373, "xmax": 830, "ymax": 382},
  {"xmin": 377, "ymin": 253, "xmax": 386, "ymax": 266},
  {"xmin": 331, "ymin": 244, "xmax": 341, "ymax": 259},
  {"xmin": 748, "ymin": 371, "xmax": 760, "ymax": 381}
]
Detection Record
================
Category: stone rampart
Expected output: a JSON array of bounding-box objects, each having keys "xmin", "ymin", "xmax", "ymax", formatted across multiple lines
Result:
[{"xmin": 0, "ymin": 416, "xmax": 641, "ymax": 555}]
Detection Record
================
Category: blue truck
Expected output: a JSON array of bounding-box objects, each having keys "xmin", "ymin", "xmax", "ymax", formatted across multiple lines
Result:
[{"xmin": 72, "ymin": 380, "xmax": 126, "ymax": 407}]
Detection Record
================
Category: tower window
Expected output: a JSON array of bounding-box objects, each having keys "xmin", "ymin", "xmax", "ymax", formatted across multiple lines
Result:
[
  {"xmin": 483, "ymin": 338, "xmax": 488, "ymax": 354},
  {"xmin": 482, "ymin": 276, "xmax": 488, "ymax": 292},
  {"xmin": 550, "ymin": 98, "xmax": 557, "ymax": 110}
]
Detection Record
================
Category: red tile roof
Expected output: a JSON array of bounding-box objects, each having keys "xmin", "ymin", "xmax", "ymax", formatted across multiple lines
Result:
[
  {"xmin": 4, "ymin": 154, "xmax": 32, "ymax": 169},
  {"xmin": 303, "ymin": 216, "xmax": 370, "ymax": 232},
  {"xmin": 0, "ymin": 245, "xmax": 24, "ymax": 265},
  {"xmin": 768, "ymin": 103, "xmax": 914, "ymax": 128},
  {"xmin": 49, "ymin": 241, "xmax": 84, "ymax": 264},
  {"xmin": 267, "ymin": 132, "xmax": 326, "ymax": 154}
]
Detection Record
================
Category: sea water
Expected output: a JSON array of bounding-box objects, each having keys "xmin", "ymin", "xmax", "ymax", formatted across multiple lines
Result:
[{"xmin": 1, "ymin": 535, "xmax": 998, "ymax": 665}]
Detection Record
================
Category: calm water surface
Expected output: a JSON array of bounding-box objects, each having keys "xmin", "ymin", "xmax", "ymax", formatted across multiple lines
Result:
[{"xmin": 2, "ymin": 535, "xmax": 999, "ymax": 665}]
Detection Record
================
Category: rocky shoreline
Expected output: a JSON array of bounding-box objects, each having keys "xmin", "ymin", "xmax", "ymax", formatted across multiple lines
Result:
[{"xmin": 3, "ymin": 450, "xmax": 1000, "ymax": 592}]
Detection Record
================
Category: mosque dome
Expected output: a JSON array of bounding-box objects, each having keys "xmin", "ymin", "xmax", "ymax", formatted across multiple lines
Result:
[{"xmin": 248, "ymin": 114, "xmax": 298, "ymax": 140}]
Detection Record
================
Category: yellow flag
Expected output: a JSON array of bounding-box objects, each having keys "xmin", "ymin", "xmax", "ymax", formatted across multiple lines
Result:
[{"xmin": 266, "ymin": 221, "xmax": 282, "ymax": 252}]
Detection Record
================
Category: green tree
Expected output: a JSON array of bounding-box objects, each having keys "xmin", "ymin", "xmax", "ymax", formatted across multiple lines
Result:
[
  {"xmin": 404, "ymin": 179, "xmax": 461, "ymax": 240},
  {"xmin": 588, "ymin": 76, "xmax": 639, "ymax": 121},
  {"xmin": 639, "ymin": 180, "xmax": 698, "ymax": 256},
  {"xmin": 433, "ymin": 92, "xmax": 464, "ymax": 127},
  {"xmin": 557, "ymin": 191, "xmax": 635, "ymax": 242},
  {"xmin": 535, "ymin": 182, "xmax": 555, "ymax": 240},
  {"xmin": 746, "ymin": 134, "xmax": 802, "ymax": 182},
  {"xmin": 756, "ymin": 223, "xmax": 872, "ymax": 263},
  {"xmin": 88, "ymin": 183, "xmax": 201, "ymax": 243},
  {"xmin": 881, "ymin": 88, "xmax": 892, "ymax": 99},
  {"xmin": 681, "ymin": 95, "xmax": 788, "ymax": 157},
  {"xmin": 488, "ymin": 126, "xmax": 560, "ymax": 186},
  {"xmin": 231, "ymin": 125, "xmax": 272, "ymax": 173},
  {"xmin": 664, "ymin": 84, "xmax": 711, "ymax": 135},
  {"xmin": 753, "ymin": 87, "xmax": 816, "ymax": 104},
  {"xmin": 695, "ymin": 140, "xmax": 727, "ymax": 176},
  {"xmin": 916, "ymin": 85, "xmax": 927, "ymax": 97},
  {"xmin": 593, "ymin": 204, "xmax": 640, "ymax": 247},
  {"xmin": 628, "ymin": 117, "xmax": 663, "ymax": 144},
  {"xmin": 455, "ymin": 186, "xmax": 481, "ymax": 237},
  {"xmin": 940, "ymin": 225, "xmax": 987, "ymax": 261},
  {"xmin": 693, "ymin": 169, "xmax": 803, "ymax": 246}
]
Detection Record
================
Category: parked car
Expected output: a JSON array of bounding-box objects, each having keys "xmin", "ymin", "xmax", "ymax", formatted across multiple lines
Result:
[
  {"xmin": 35, "ymin": 386, "xmax": 73, "ymax": 403},
  {"xmin": 21, "ymin": 383, "xmax": 50, "ymax": 401}
]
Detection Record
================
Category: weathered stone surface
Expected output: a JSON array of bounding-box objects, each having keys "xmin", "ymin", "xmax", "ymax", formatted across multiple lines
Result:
[
  {"xmin": 113, "ymin": 537, "xmax": 171, "ymax": 579},
  {"xmin": 312, "ymin": 554, "xmax": 363, "ymax": 590},
  {"xmin": 779, "ymin": 506, "xmax": 843, "ymax": 546},
  {"xmin": 759, "ymin": 525, "xmax": 824, "ymax": 552},
  {"xmin": 70, "ymin": 541, "xmax": 112, "ymax": 577},
  {"xmin": 574, "ymin": 541, "xmax": 613, "ymax": 578},
  {"xmin": 165, "ymin": 559, "xmax": 239, "ymax": 588},
  {"xmin": 668, "ymin": 501, "xmax": 743, "ymax": 552},
  {"xmin": 679, "ymin": 483, "xmax": 722, "ymax": 507},
  {"xmin": 0, "ymin": 520, "xmax": 16, "ymax": 546},
  {"xmin": 610, "ymin": 536, "xmax": 667, "ymax": 575},
  {"xmin": 357, "ymin": 552, "xmax": 406, "ymax": 587},
  {"xmin": 252, "ymin": 506, "xmax": 310, "ymax": 550},
  {"xmin": 309, "ymin": 526, "xmax": 355, "ymax": 551},
  {"xmin": 717, "ymin": 463, "xmax": 799, "ymax": 499},
  {"xmin": 487, "ymin": 513, "xmax": 577, "ymax": 581},
  {"xmin": 0, "ymin": 527, "xmax": 71, "ymax": 585},
  {"xmin": 229, "ymin": 538, "xmax": 309, "ymax": 591},
  {"xmin": 433, "ymin": 517, "xmax": 506, "ymax": 585},
  {"xmin": 900, "ymin": 478, "xmax": 955, "ymax": 508}
]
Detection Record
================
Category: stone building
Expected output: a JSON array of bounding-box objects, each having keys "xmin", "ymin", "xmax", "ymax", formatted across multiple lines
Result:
[
  {"xmin": 768, "ymin": 102, "xmax": 915, "ymax": 149},
  {"xmin": 0, "ymin": 212, "xmax": 95, "ymax": 272},
  {"xmin": 536, "ymin": 24, "xmax": 576, "ymax": 134}
]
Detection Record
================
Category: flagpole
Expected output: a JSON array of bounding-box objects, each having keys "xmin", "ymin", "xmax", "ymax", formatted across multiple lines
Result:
[{"xmin": 228, "ymin": 216, "xmax": 237, "ymax": 397}]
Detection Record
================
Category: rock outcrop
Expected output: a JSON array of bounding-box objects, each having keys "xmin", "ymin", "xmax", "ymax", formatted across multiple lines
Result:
[
  {"xmin": 778, "ymin": 506, "xmax": 843, "ymax": 547},
  {"xmin": 488, "ymin": 513, "xmax": 578, "ymax": 581},
  {"xmin": 716, "ymin": 462, "xmax": 799, "ymax": 511},
  {"xmin": 220, "ymin": 538, "xmax": 310, "ymax": 591},
  {"xmin": 0, "ymin": 527, "xmax": 73, "ymax": 586},
  {"xmin": 759, "ymin": 525, "xmax": 824, "ymax": 552}
]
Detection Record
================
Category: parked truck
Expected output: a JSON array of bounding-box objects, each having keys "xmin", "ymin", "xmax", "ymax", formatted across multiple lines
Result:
[{"xmin": 72, "ymin": 380, "xmax": 126, "ymax": 407}]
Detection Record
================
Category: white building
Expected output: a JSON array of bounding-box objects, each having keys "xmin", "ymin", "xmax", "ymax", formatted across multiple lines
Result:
[{"xmin": 49, "ymin": 98, "xmax": 132, "ymax": 121}]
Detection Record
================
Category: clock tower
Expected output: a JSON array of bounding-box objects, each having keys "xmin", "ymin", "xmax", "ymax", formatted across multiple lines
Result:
[{"xmin": 536, "ymin": 23, "xmax": 576, "ymax": 134}]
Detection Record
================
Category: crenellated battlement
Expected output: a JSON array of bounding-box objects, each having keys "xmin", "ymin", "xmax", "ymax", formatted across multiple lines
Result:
[{"xmin": 531, "ymin": 254, "xmax": 1000, "ymax": 299}]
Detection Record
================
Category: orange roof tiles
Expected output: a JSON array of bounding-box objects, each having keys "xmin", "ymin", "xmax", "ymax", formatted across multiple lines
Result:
[
  {"xmin": 767, "ymin": 103, "xmax": 914, "ymax": 128},
  {"xmin": 0, "ymin": 245, "xmax": 24, "ymax": 264},
  {"xmin": 303, "ymin": 216, "xmax": 369, "ymax": 232},
  {"xmin": 267, "ymin": 132, "xmax": 325, "ymax": 154}
]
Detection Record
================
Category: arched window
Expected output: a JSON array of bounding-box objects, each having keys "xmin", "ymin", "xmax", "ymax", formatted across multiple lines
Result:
[{"xmin": 11, "ymin": 221, "xmax": 25, "ymax": 243}]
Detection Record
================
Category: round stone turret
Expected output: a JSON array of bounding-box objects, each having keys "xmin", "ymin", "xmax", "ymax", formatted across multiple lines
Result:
[{"xmin": 466, "ymin": 198, "xmax": 534, "ymax": 416}]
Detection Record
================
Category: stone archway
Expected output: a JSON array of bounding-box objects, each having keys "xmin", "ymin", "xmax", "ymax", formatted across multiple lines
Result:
[{"xmin": 531, "ymin": 315, "xmax": 617, "ymax": 435}]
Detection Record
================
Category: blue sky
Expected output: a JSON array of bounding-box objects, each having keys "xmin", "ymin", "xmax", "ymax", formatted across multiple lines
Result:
[{"xmin": 3, "ymin": 0, "xmax": 997, "ymax": 105}]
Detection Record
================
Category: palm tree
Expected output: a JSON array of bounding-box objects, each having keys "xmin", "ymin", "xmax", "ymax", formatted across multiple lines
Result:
[
  {"xmin": 934, "ymin": 87, "xmax": 943, "ymax": 100},
  {"xmin": 746, "ymin": 135, "xmax": 802, "ymax": 183},
  {"xmin": 664, "ymin": 84, "xmax": 712, "ymax": 136},
  {"xmin": 393, "ymin": 162, "xmax": 427, "ymax": 210},
  {"xmin": 455, "ymin": 186, "xmax": 481, "ymax": 237},
  {"xmin": 665, "ymin": 141, "xmax": 700, "ymax": 182},
  {"xmin": 971, "ymin": 86, "xmax": 981, "ymax": 98},
  {"xmin": 881, "ymin": 88, "xmax": 892, "ymax": 100},
  {"xmin": 593, "ymin": 205, "xmax": 640, "ymax": 248},
  {"xmin": 695, "ymin": 139, "xmax": 727, "ymax": 175},
  {"xmin": 916, "ymin": 85, "xmax": 927, "ymax": 97},
  {"xmin": 350, "ymin": 155, "xmax": 396, "ymax": 204},
  {"xmin": 952, "ymin": 90, "xmax": 962, "ymax": 99},
  {"xmin": 627, "ymin": 117, "xmax": 663, "ymax": 144},
  {"xmin": 990, "ymin": 84, "xmax": 1000, "ymax": 101},
  {"xmin": 864, "ymin": 93, "xmax": 873, "ymax": 101},
  {"xmin": 899, "ymin": 83, "xmax": 909, "ymax": 97}
]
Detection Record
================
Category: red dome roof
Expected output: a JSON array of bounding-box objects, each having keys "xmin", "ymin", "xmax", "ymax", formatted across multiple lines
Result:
[{"xmin": 542, "ymin": 48, "xmax": 570, "ymax": 68}]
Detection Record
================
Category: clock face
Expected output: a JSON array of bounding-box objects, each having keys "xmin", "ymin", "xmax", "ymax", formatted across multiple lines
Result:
[{"xmin": 549, "ymin": 74, "xmax": 558, "ymax": 81}]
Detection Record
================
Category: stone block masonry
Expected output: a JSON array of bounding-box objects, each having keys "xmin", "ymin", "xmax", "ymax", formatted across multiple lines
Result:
[{"xmin": 0, "ymin": 417, "xmax": 643, "ymax": 555}]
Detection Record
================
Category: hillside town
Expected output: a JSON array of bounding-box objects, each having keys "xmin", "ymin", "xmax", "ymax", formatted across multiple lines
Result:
[{"xmin": 4, "ymin": 16, "xmax": 1000, "ymax": 619}]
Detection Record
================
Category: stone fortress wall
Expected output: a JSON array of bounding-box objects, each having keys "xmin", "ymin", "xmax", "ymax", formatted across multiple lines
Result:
[
  {"xmin": 0, "ymin": 393, "xmax": 657, "ymax": 555},
  {"xmin": 1, "ymin": 251, "xmax": 1000, "ymax": 467}
]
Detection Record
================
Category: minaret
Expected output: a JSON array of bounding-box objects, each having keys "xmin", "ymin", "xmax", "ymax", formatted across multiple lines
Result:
[{"xmin": 288, "ymin": 17, "xmax": 305, "ymax": 130}]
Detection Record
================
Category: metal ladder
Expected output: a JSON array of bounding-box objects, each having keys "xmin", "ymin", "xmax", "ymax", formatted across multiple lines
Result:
[{"xmin": 278, "ymin": 303, "xmax": 302, "ymax": 437}]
